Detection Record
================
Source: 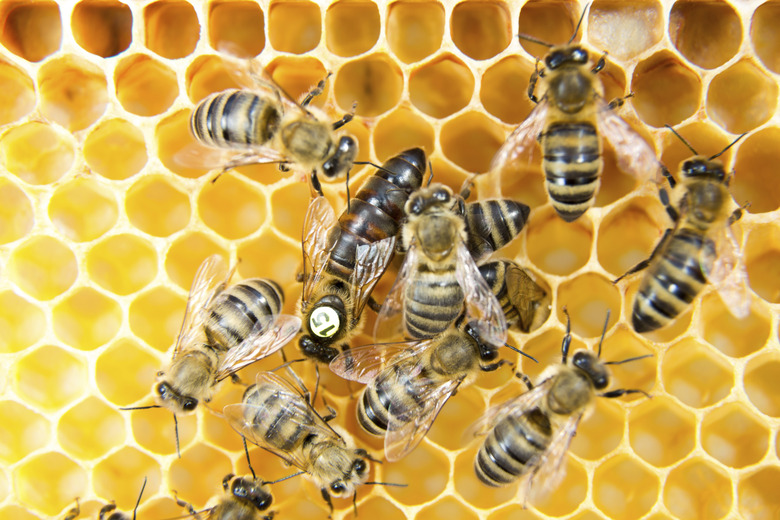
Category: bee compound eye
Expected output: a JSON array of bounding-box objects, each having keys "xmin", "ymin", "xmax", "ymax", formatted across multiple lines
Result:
[
  {"xmin": 354, "ymin": 459, "xmax": 367, "ymax": 474},
  {"xmin": 182, "ymin": 398, "xmax": 198, "ymax": 411},
  {"xmin": 310, "ymin": 307, "xmax": 341, "ymax": 338},
  {"xmin": 330, "ymin": 481, "xmax": 346, "ymax": 494}
]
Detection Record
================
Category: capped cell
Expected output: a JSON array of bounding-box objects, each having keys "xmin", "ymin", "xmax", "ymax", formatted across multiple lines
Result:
[
  {"xmin": 701, "ymin": 402, "xmax": 769, "ymax": 468},
  {"xmin": 631, "ymin": 51, "xmax": 701, "ymax": 128},
  {"xmin": 0, "ymin": 60, "xmax": 35, "ymax": 125},
  {"xmin": 0, "ymin": 180, "xmax": 33, "ymax": 245},
  {"xmin": 0, "ymin": 290, "xmax": 45, "ymax": 353},
  {"xmin": 372, "ymin": 108, "xmax": 435, "ymax": 163},
  {"xmin": 8, "ymin": 235, "xmax": 77, "ymax": 301},
  {"xmin": 144, "ymin": 0, "xmax": 199, "ymax": 59},
  {"xmin": 451, "ymin": 1, "xmax": 511, "ymax": 61},
  {"xmin": 669, "ymin": 0, "xmax": 741, "ymax": 69},
  {"xmin": 115, "ymin": 54, "xmax": 179, "ymax": 117},
  {"xmin": 588, "ymin": 1, "xmax": 664, "ymax": 62},
  {"xmin": 707, "ymin": 60, "xmax": 777, "ymax": 134},
  {"xmin": 38, "ymin": 55, "xmax": 108, "ymax": 131},
  {"xmin": 83, "ymin": 118, "xmax": 148, "ymax": 180},
  {"xmin": 0, "ymin": 121, "xmax": 75, "ymax": 185},
  {"xmin": 268, "ymin": 0, "xmax": 321, "ymax": 54},
  {"xmin": 526, "ymin": 207, "xmax": 593, "ymax": 276},
  {"xmin": 409, "ymin": 54, "xmax": 474, "ymax": 119},
  {"xmin": 93, "ymin": 447, "xmax": 160, "ymax": 509},
  {"xmin": 126, "ymin": 176, "xmax": 191, "ymax": 237},
  {"xmin": 87, "ymin": 233, "xmax": 158, "ymax": 295},
  {"xmin": 57, "ymin": 396, "xmax": 124, "ymax": 460},
  {"xmin": 325, "ymin": 1, "xmax": 379, "ymax": 57},
  {"xmin": 628, "ymin": 396, "xmax": 696, "ymax": 467},
  {"xmin": 52, "ymin": 287, "xmax": 122, "ymax": 351},
  {"xmin": 0, "ymin": 401, "xmax": 49, "ymax": 464},
  {"xmin": 49, "ymin": 177, "xmax": 118, "ymax": 242},
  {"xmin": 13, "ymin": 345, "xmax": 87, "ymax": 412},
  {"xmin": 386, "ymin": 1, "xmax": 444, "ymax": 64},
  {"xmin": 335, "ymin": 54, "xmax": 403, "ymax": 118},
  {"xmin": 661, "ymin": 338, "xmax": 734, "ymax": 409},
  {"xmin": 592, "ymin": 454, "xmax": 659, "ymax": 520},
  {"xmin": 72, "ymin": 0, "xmax": 132, "ymax": 58},
  {"xmin": 440, "ymin": 111, "xmax": 504, "ymax": 173},
  {"xmin": 208, "ymin": 0, "xmax": 265, "ymax": 57},
  {"xmin": 0, "ymin": 0, "xmax": 61, "ymax": 62},
  {"xmin": 165, "ymin": 233, "xmax": 228, "ymax": 290},
  {"xmin": 198, "ymin": 175, "xmax": 267, "ymax": 239},
  {"xmin": 128, "ymin": 287, "xmax": 185, "ymax": 352},
  {"xmin": 15, "ymin": 452, "xmax": 87, "ymax": 517}
]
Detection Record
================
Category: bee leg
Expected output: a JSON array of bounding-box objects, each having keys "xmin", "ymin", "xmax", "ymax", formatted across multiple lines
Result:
[
  {"xmin": 480, "ymin": 359, "xmax": 512, "ymax": 372},
  {"xmin": 321, "ymin": 488, "xmax": 335, "ymax": 518},
  {"xmin": 560, "ymin": 308, "xmax": 572, "ymax": 364},
  {"xmin": 98, "ymin": 502, "xmax": 117, "ymax": 520},
  {"xmin": 263, "ymin": 512, "xmax": 278, "ymax": 520},
  {"xmin": 606, "ymin": 91, "xmax": 634, "ymax": 111},
  {"xmin": 173, "ymin": 491, "xmax": 199, "ymax": 518},
  {"xmin": 278, "ymin": 161, "xmax": 291, "ymax": 172},
  {"xmin": 64, "ymin": 498, "xmax": 80, "ymax": 520},
  {"xmin": 301, "ymin": 73, "xmax": 332, "ymax": 108},
  {"xmin": 528, "ymin": 61, "xmax": 542, "ymax": 104},
  {"xmin": 515, "ymin": 372, "xmax": 534, "ymax": 391},
  {"xmin": 229, "ymin": 373, "xmax": 245, "ymax": 386},
  {"xmin": 310, "ymin": 169, "xmax": 325, "ymax": 197},
  {"xmin": 222, "ymin": 473, "xmax": 235, "ymax": 490},
  {"xmin": 320, "ymin": 393, "xmax": 338, "ymax": 423},
  {"xmin": 296, "ymin": 272, "xmax": 305, "ymax": 283},
  {"xmin": 600, "ymin": 388, "xmax": 652, "ymax": 399},
  {"xmin": 285, "ymin": 364, "xmax": 313, "ymax": 404},
  {"xmin": 366, "ymin": 296, "xmax": 382, "ymax": 313},
  {"xmin": 459, "ymin": 175, "xmax": 476, "ymax": 200},
  {"xmin": 331, "ymin": 109, "xmax": 355, "ymax": 131},
  {"xmin": 659, "ymin": 186, "xmax": 679, "ymax": 222},
  {"xmin": 352, "ymin": 491, "xmax": 359, "ymax": 516},
  {"xmin": 727, "ymin": 205, "xmax": 746, "ymax": 226},
  {"xmin": 591, "ymin": 51, "xmax": 608, "ymax": 74},
  {"xmin": 613, "ymin": 228, "xmax": 673, "ymax": 284}
]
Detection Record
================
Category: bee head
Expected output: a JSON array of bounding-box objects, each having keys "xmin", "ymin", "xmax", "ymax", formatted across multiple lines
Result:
[
  {"xmin": 546, "ymin": 45, "xmax": 589, "ymax": 69},
  {"xmin": 322, "ymin": 136, "xmax": 358, "ymax": 179},
  {"xmin": 571, "ymin": 350, "xmax": 609, "ymax": 390},
  {"xmin": 153, "ymin": 381, "xmax": 199, "ymax": 414},
  {"xmin": 681, "ymin": 157, "xmax": 726, "ymax": 183},
  {"xmin": 406, "ymin": 184, "xmax": 453, "ymax": 216},
  {"xmin": 327, "ymin": 453, "xmax": 369, "ymax": 498},
  {"xmin": 230, "ymin": 476, "xmax": 273, "ymax": 511}
]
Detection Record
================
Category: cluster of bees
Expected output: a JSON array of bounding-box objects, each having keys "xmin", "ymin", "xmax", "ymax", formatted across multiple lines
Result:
[{"xmin": 82, "ymin": 8, "xmax": 752, "ymax": 520}]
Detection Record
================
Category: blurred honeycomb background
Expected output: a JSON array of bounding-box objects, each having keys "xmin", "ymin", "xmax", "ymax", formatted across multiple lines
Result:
[{"xmin": 0, "ymin": 0, "xmax": 778, "ymax": 519}]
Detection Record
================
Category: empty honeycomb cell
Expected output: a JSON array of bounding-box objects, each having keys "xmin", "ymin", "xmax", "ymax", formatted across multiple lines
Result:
[
  {"xmin": 208, "ymin": 0, "xmax": 265, "ymax": 58},
  {"xmin": 701, "ymin": 402, "xmax": 769, "ymax": 469},
  {"xmin": 15, "ymin": 452, "xmax": 87, "ymax": 516},
  {"xmin": 588, "ymin": 1, "xmax": 664, "ymax": 62},
  {"xmin": 631, "ymin": 51, "xmax": 701, "ymax": 128},
  {"xmin": 600, "ymin": 329, "xmax": 655, "ymax": 400},
  {"xmin": 86, "ymin": 234, "xmax": 158, "ymax": 295},
  {"xmin": 137, "ymin": 498, "xmax": 183, "ymax": 520},
  {"xmin": 0, "ymin": 291, "xmax": 45, "ymax": 353},
  {"xmin": 83, "ymin": 118, "xmax": 148, "ymax": 180},
  {"xmin": 0, "ymin": 60, "xmax": 35, "ymax": 125},
  {"xmin": 198, "ymin": 175, "xmax": 267, "ymax": 239},
  {"xmin": 186, "ymin": 54, "xmax": 244, "ymax": 103},
  {"xmin": 597, "ymin": 196, "xmax": 664, "ymax": 279},
  {"xmin": 409, "ymin": 54, "xmax": 474, "ymax": 119},
  {"xmin": 744, "ymin": 354, "xmax": 780, "ymax": 417},
  {"xmin": 661, "ymin": 338, "xmax": 734, "ymax": 409},
  {"xmin": 57, "ymin": 397, "xmax": 125, "ymax": 460},
  {"xmin": 343, "ymin": 497, "xmax": 405, "ymax": 520},
  {"xmin": 52, "ymin": 287, "xmax": 122, "ymax": 351},
  {"xmin": 236, "ymin": 232, "xmax": 303, "ymax": 285},
  {"xmin": 530, "ymin": 457, "xmax": 588, "ymax": 516},
  {"xmin": 628, "ymin": 396, "xmax": 695, "ymax": 467},
  {"xmin": 385, "ymin": 444, "xmax": 449, "ymax": 506},
  {"xmin": 427, "ymin": 386, "xmax": 485, "ymax": 451},
  {"xmin": 731, "ymin": 128, "xmax": 780, "ymax": 214},
  {"xmin": 128, "ymin": 287, "xmax": 185, "ymax": 351},
  {"xmin": 126, "ymin": 176, "xmax": 191, "ymax": 237},
  {"xmin": 71, "ymin": 0, "xmax": 132, "ymax": 58},
  {"xmin": 0, "ymin": 122, "xmax": 75, "ymax": 185},
  {"xmin": 0, "ymin": 0, "xmax": 61, "ymax": 62},
  {"xmin": 416, "ymin": 496, "xmax": 478, "ymax": 520},
  {"xmin": 707, "ymin": 60, "xmax": 777, "ymax": 134},
  {"xmin": 269, "ymin": 181, "xmax": 310, "ymax": 240},
  {"xmin": 450, "ymin": 1, "xmax": 511, "ymax": 61},
  {"xmin": 669, "ymin": 0, "xmax": 741, "ymax": 70},
  {"xmin": 143, "ymin": 0, "xmax": 199, "ymax": 59},
  {"xmin": 700, "ymin": 292, "xmax": 770, "ymax": 358},
  {"xmin": 480, "ymin": 56, "xmax": 535, "ymax": 125},
  {"xmin": 0, "ymin": 180, "xmax": 33, "ymax": 245},
  {"xmin": 517, "ymin": 1, "xmax": 577, "ymax": 59},
  {"xmin": 592, "ymin": 454, "xmax": 659, "ymax": 520},
  {"xmin": 744, "ymin": 223, "xmax": 780, "ymax": 302},
  {"xmin": 13, "ymin": 345, "xmax": 87, "ymax": 412},
  {"xmin": 93, "ymin": 447, "xmax": 160, "ymax": 509},
  {"xmin": 664, "ymin": 457, "xmax": 732, "ymax": 520},
  {"xmin": 129, "ymin": 406, "xmax": 197, "ymax": 456},
  {"xmin": 0, "ymin": 401, "xmax": 49, "ymax": 464},
  {"xmin": 166, "ymin": 233, "xmax": 228, "ymax": 290},
  {"xmin": 751, "ymin": 2, "xmax": 780, "ymax": 74},
  {"xmin": 268, "ymin": 0, "xmax": 321, "ymax": 54},
  {"xmin": 0, "ymin": 506, "xmax": 39, "ymax": 520},
  {"xmin": 325, "ymin": 1, "xmax": 380, "ymax": 57},
  {"xmin": 739, "ymin": 466, "xmax": 780, "ymax": 520},
  {"xmin": 440, "ymin": 112, "xmax": 504, "ymax": 173},
  {"xmin": 556, "ymin": 273, "xmax": 621, "ymax": 338},
  {"xmin": 8, "ymin": 235, "xmax": 77, "ymax": 301},
  {"xmin": 335, "ymin": 55, "xmax": 403, "ymax": 118},
  {"xmin": 169, "ymin": 443, "xmax": 233, "ymax": 509},
  {"xmin": 156, "ymin": 110, "xmax": 213, "ymax": 178},
  {"xmin": 50, "ymin": 181, "xmax": 115, "ymax": 246},
  {"xmin": 570, "ymin": 398, "xmax": 624, "ymax": 461},
  {"xmin": 38, "ymin": 55, "xmax": 108, "ymax": 131},
  {"xmin": 96, "ymin": 339, "xmax": 159, "ymax": 406},
  {"xmin": 115, "ymin": 54, "xmax": 179, "ymax": 117},
  {"xmin": 267, "ymin": 56, "xmax": 330, "ymax": 108},
  {"xmin": 386, "ymin": 1, "xmax": 444, "ymax": 64},
  {"xmin": 372, "ymin": 108, "xmax": 436, "ymax": 162},
  {"xmin": 488, "ymin": 505, "xmax": 545, "ymax": 520}
]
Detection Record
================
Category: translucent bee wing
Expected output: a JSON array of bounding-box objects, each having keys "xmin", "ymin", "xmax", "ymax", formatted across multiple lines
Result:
[
  {"xmin": 373, "ymin": 245, "xmax": 419, "ymax": 342},
  {"xmin": 463, "ymin": 382, "xmax": 550, "ymax": 441},
  {"xmin": 505, "ymin": 263, "xmax": 551, "ymax": 332},
  {"xmin": 173, "ymin": 255, "xmax": 229, "ymax": 359},
  {"xmin": 350, "ymin": 237, "xmax": 397, "ymax": 316},
  {"xmin": 171, "ymin": 140, "xmax": 236, "ymax": 171},
  {"xmin": 702, "ymin": 224, "xmax": 751, "ymax": 319},
  {"xmin": 301, "ymin": 196, "xmax": 338, "ymax": 304},
  {"xmin": 329, "ymin": 339, "xmax": 429, "ymax": 385},
  {"xmin": 455, "ymin": 242, "xmax": 508, "ymax": 347},
  {"xmin": 215, "ymin": 315, "xmax": 302, "ymax": 382},
  {"xmin": 596, "ymin": 98, "xmax": 660, "ymax": 184},
  {"xmin": 385, "ymin": 377, "xmax": 462, "ymax": 462},
  {"xmin": 487, "ymin": 101, "xmax": 549, "ymax": 198}
]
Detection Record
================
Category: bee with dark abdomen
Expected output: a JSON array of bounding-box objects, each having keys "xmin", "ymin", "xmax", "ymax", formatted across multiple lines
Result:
[
  {"xmin": 299, "ymin": 148, "xmax": 427, "ymax": 363},
  {"xmin": 615, "ymin": 127, "xmax": 750, "ymax": 333},
  {"xmin": 489, "ymin": 8, "xmax": 657, "ymax": 222},
  {"xmin": 63, "ymin": 477, "xmax": 146, "ymax": 520},
  {"xmin": 468, "ymin": 311, "xmax": 650, "ymax": 503},
  {"xmin": 478, "ymin": 260, "xmax": 551, "ymax": 333}
]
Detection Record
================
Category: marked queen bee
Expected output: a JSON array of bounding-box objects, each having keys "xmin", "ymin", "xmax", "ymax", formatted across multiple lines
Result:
[{"xmin": 488, "ymin": 6, "xmax": 657, "ymax": 222}]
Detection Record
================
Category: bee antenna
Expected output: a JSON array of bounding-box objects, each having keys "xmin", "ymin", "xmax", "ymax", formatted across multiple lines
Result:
[
  {"xmin": 118, "ymin": 404, "xmax": 161, "ymax": 410},
  {"xmin": 567, "ymin": 3, "xmax": 590, "ymax": 44},
  {"xmin": 173, "ymin": 413, "xmax": 182, "ymax": 459},
  {"xmin": 365, "ymin": 481, "xmax": 407, "ymax": 488},
  {"xmin": 517, "ymin": 33, "xmax": 553, "ymax": 48},
  {"xmin": 242, "ymin": 436, "xmax": 257, "ymax": 480},
  {"xmin": 132, "ymin": 476, "xmax": 148, "ymax": 520},
  {"xmin": 426, "ymin": 159, "xmax": 434, "ymax": 186},
  {"xmin": 664, "ymin": 125, "xmax": 699, "ymax": 156},
  {"xmin": 709, "ymin": 132, "xmax": 748, "ymax": 161},
  {"xmin": 263, "ymin": 471, "xmax": 305, "ymax": 485},
  {"xmin": 502, "ymin": 342, "xmax": 538, "ymax": 363},
  {"xmin": 597, "ymin": 310, "xmax": 610, "ymax": 358},
  {"xmin": 604, "ymin": 354, "xmax": 654, "ymax": 366}
]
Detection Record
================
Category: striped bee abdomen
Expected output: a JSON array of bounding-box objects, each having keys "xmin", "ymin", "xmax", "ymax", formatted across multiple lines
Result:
[
  {"xmin": 241, "ymin": 382, "xmax": 314, "ymax": 452},
  {"xmin": 404, "ymin": 269, "xmax": 463, "ymax": 339},
  {"xmin": 190, "ymin": 89, "xmax": 281, "ymax": 150},
  {"xmin": 205, "ymin": 278, "xmax": 285, "ymax": 351},
  {"xmin": 541, "ymin": 121, "xmax": 602, "ymax": 222},
  {"xmin": 464, "ymin": 199, "xmax": 530, "ymax": 260}
]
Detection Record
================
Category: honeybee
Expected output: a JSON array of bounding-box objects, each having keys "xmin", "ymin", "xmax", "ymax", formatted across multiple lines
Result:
[
  {"xmin": 374, "ymin": 183, "xmax": 507, "ymax": 346},
  {"xmin": 64, "ymin": 477, "xmax": 146, "ymax": 520},
  {"xmin": 121, "ymin": 255, "xmax": 301, "ymax": 455},
  {"xmin": 488, "ymin": 8, "xmax": 657, "ymax": 222},
  {"xmin": 180, "ymin": 55, "xmax": 357, "ymax": 187},
  {"xmin": 479, "ymin": 260, "xmax": 551, "ymax": 333},
  {"xmin": 224, "ymin": 370, "xmax": 377, "ymax": 513},
  {"xmin": 174, "ymin": 474, "xmax": 275, "ymax": 520},
  {"xmin": 331, "ymin": 313, "xmax": 523, "ymax": 461},
  {"xmin": 299, "ymin": 148, "xmax": 427, "ymax": 363},
  {"xmin": 615, "ymin": 127, "xmax": 750, "ymax": 333},
  {"xmin": 467, "ymin": 311, "xmax": 650, "ymax": 503}
]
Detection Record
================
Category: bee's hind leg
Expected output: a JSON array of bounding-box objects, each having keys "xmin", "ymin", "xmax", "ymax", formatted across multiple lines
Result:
[
  {"xmin": 591, "ymin": 51, "xmax": 608, "ymax": 74},
  {"xmin": 301, "ymin": 73, "xmax": 333, "ymax": 107},
  {"xmin": 606, "ymin": 92, "xmax": 634, "ymax": 111}
]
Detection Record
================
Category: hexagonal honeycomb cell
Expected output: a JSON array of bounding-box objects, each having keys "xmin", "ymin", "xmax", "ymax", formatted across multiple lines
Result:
[{"xmin": 1, "ymin": 2, "xmax": 778, "ymax": 520}]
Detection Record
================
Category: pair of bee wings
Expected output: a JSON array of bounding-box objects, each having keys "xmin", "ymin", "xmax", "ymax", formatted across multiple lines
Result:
[
  {"xmin": 330, "ymin": 340, "xmax": 462, "ymax": 462},
  {"xmin": 173, "ymin": 255, "xmax": 301, "ymax": 382},
  {"xmin": 302, "ymin": 196, "xmax": 396, "ymax": 317},
  {"xmin": 374, "ymin": 240, "xmax": 508, "ymax": 347},
  {"xmin": 702, "ymin": 220, "xmax": 751, "ymax": 319},
  {"xmin": 223, "ymin": 371, "xmax": 343, "ymax": 472},
  {"xmin": 465, "ymin": 379, "xmax": 582, "ymax": 506},
  {"xmin": 486, "ymin": 96, "xmax": 659, "ymax": 198}
]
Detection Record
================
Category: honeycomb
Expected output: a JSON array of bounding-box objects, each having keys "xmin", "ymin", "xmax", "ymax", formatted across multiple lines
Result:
[{"xmin": 0, "ymin": 0, "xmax": 778, "ymax": 519}]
